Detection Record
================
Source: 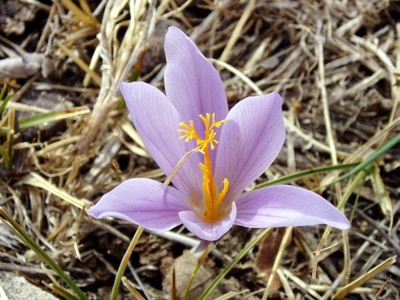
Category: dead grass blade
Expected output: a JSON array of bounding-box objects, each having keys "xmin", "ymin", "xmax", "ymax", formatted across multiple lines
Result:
[
  {"xmin": 121, "ymin": 277, "xmax": 146, "ymax": 300},
  {"xmin": 59, "ymin": 0, "xmax": 98, "ymax": 26},
  {"xmin": 21, "ymin": 172, "xmax": 87, "ymax": 209},
  {"xmin": 332, "ymin": 256, "xmax": 397, "ymax": 299}
]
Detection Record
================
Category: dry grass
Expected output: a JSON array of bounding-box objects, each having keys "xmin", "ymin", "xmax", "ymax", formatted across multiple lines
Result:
[{"xmin": 0, "ymin": 0, "xmax": 399, "ymax": 299}]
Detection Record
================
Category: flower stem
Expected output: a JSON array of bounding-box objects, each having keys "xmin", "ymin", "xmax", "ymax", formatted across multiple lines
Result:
[
  {"xmin": 198, "ymin": 228, "xmax": 273, "ymax": 300},
  {"xmin": 183, "ymin": 242, "xmax": 213, "ymax": 300},
  {"xmin": 110, "ymin": 226, "xmax": 144, "ymax": 300}
]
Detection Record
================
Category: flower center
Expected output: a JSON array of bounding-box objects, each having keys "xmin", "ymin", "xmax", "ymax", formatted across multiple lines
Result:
[{"xmin": 178, "ymin": 113, "xmax": 229, "ymax": 222}]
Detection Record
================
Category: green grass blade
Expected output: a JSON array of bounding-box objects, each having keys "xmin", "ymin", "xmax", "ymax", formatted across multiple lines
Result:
[
  {"xmin": 111, "ymin": 226, "xmax": 144, "ymax": 300},
  {"xmin": 0, "ymin": 97, "xmax": 11, "ymax": 116},
  {"xmin": 0, "ymin": 85, "xmax": 11, "ymax": 115},
  {"xmin": 0, "ymin": 84, "xmax": 7, "ymax": 99},
  {"xmin": 198, "ymin": 228, "xmax": 273, "ymax": 300},
  {"xmin": 255, "ymin": 162, "xmax": 359, "ymax": 189},
  {"xmin": 322, "ymin": 133, "xmax": 400, "ymax": 188},
  {"xmin": 183, "ymin": 243, "xmax": 213, "ymax": 300},
  {"xmin": 257, "ymin": 133, "xmax": 399, "ymax": 192},
  {"xmin": 0, "ymin": 208, "xmax": 88, "ymax": 300},
  {"xmin": 50, "ymin": 284, "xmax": 80, "ymax": 300},
  {"xmin": 0, "ymin": 146, "xmax": 11, "ymax": 168},
  {"xmin": 1, "ymin": 107, "xmax": 90, "ymax": 136},
  {"xmin": 370, "ymin": 164, "xmax": 393, "ymax": 230}
]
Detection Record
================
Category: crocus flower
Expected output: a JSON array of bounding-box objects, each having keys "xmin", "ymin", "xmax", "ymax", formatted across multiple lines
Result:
[{"xmin": 88, "ymin": 27, "xmax": 350, "ymax": 241}]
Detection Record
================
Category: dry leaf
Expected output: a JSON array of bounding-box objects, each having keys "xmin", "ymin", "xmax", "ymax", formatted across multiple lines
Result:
[
  {"xmin": 254, "ymin": 228, "xmax": 292, "ymax": 295},
  {"xmin": 161, "ymin": 250, "xmax": 221, "ymax": 300}
]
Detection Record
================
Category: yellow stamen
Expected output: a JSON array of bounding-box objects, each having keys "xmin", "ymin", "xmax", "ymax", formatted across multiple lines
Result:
[
  {"xmin": 178, "ymin": 120, "xmax": 199, "ymax": 142},
  {"xmin": 178, "ymin": 113, "xmax": 229, "ymax": 222}
]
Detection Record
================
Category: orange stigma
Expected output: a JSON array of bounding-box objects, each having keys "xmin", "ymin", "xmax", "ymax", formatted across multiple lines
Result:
[{"xmin": 178, "ymin": 113, "xmax": 229, "ymax": 222}]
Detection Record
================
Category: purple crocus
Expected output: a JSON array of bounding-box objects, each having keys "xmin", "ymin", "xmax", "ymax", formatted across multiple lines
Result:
[{"xmin": 88, "ymin": 27, "xmax": 350, "ymax": 241}]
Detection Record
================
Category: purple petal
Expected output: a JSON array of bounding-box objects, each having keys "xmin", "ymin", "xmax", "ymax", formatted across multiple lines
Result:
[
  {"xmin": 179, "ymin": 203, "xmax": 237, "ymax": 241},
  {"xmin": 120, "ymin": 81, "xmax": 203, "ymax": 197},
  {"xmin": 87, "ymin": 178, "xmax": 189, "ymax": 232},
  {"xmin": 164, "ymin": 27, "xmax": 228, "ymax": 128},
  {"xmin": 214, "ymin": 94, "xmax": 285, "ymax": 200},
  {"xmin": 235, "ymin": 185, "xmax": 350, "ymax": 230}
]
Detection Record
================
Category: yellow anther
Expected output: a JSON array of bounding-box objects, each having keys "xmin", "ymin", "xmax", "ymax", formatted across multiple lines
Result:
[
  {"xmin": 178, "ymin": 120, "xmax": 199, "ymax": 142},
  {"xmin": 178, "ymin": 113, "xmax": 225, "ymax": 151},
  {"xmin": 178, "ymin": 112, "xmax": 229, "ymax": 223},
  {"xmin": 211, "ymin": 114, "xmax": 225, "ymax": 128},
  {"xmin": 197, "ymin": 130, "xmax": 219, "ymax": 151}
]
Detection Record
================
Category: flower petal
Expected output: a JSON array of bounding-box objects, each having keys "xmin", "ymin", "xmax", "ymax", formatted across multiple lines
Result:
[
  {"xmin": 179, "ymin": 203, "xmax": 237, "ymax": 241},
  {"xmin": 120, "ymin": 81, "xmax": 203, "ymax": 197},
  {"xmin": 235, "ymin": 185, "xmax": 350, "ymax": 230},
  {"xmin": 164, "ymin": 27, "xmax": 228, "ymax": 127},
  {"xmin": 215, "ymin": 93, "xmax": 285, "ymax": 200},
  {"xmin": 87, "ymin": 178, "xmax": 189, "ymax": 232}
]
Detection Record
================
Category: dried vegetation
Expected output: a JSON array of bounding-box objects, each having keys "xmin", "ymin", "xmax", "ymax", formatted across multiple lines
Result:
[{"xmin": 0, "ymin": 0, "xmax": 399, "ymax": 299}]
